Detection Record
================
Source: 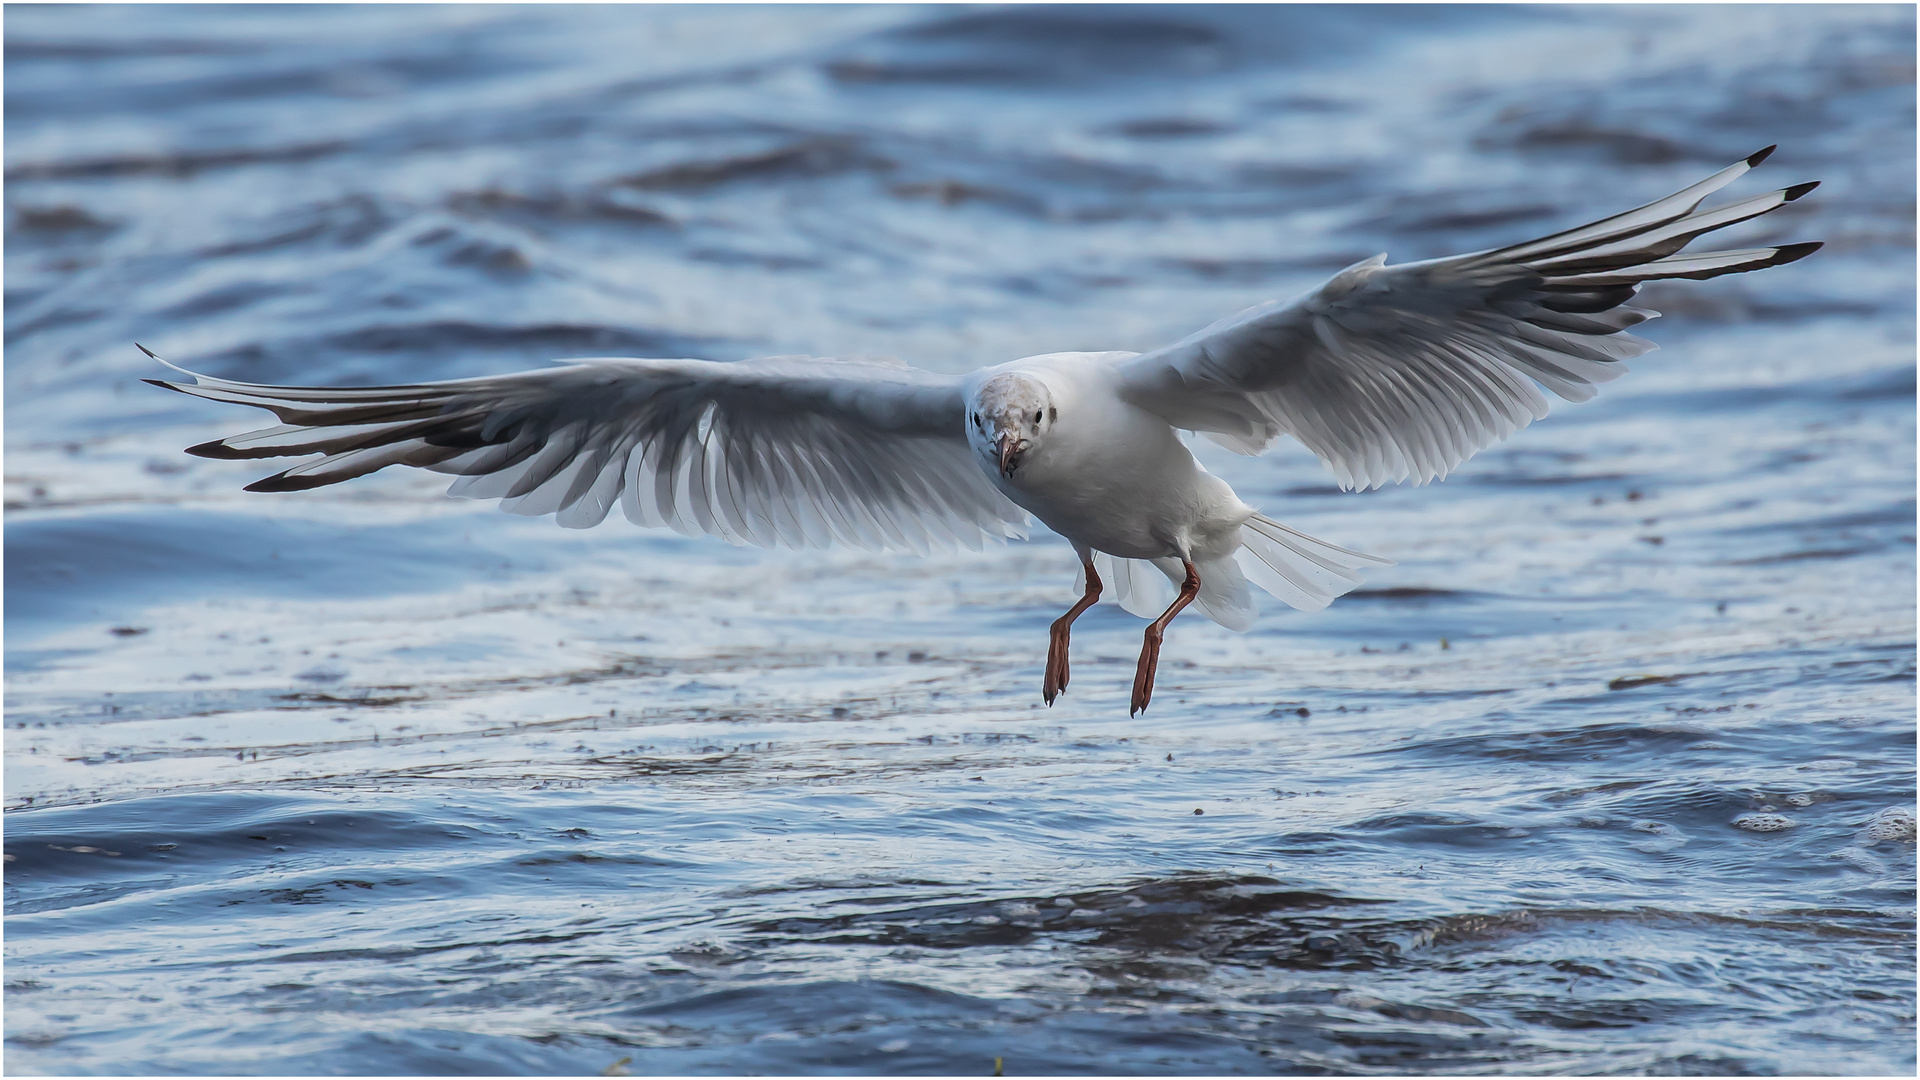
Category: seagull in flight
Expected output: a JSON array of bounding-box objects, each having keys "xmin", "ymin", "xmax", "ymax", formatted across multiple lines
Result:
[{"xmin": 146, "ymin": 147, "xmax": 1819, "ymax": 714}]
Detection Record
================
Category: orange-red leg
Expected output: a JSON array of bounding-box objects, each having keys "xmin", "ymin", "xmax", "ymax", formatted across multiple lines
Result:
[
  {"xmin": 1130, "ymin": 560, "xmax": 1200, "ymax": 716},
  {"xmin": 1043, "ymin": 559, "xmax": 1102, "ymax": 706}
]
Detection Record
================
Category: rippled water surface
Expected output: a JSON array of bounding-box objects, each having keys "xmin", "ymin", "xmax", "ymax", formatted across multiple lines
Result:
[{"xmin": 6, "ymin": 5, "xmax": 1915, "ymax": 1075}]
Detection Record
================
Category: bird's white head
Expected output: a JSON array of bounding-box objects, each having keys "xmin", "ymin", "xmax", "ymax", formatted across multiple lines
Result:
[{"xmin": 968, "ymin": 372, "xmax": 1057, "ymax": 479}]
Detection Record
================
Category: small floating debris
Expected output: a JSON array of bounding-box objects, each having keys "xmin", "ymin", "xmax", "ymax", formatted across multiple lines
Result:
[
  {"xmin": 1608, "ymin": 673, "xmax": 1685, "ymax": 690},
  {"xmin": 1733, "ymin": 813, "xmax": 1796, "ymax": 833}
]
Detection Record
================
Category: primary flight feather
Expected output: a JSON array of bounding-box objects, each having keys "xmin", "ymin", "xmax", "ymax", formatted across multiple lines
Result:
[{"xmin": 147, "ymin": 147, "xmax": 1820, "ymax": 713}]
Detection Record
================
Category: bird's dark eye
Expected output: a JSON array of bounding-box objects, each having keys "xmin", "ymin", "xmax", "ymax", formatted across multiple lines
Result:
[{"xmin": 1034, "ymin": 410, "xmax": 1043, "ymax": 424}]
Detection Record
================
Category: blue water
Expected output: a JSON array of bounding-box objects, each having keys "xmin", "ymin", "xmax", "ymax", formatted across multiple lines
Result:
[{"xmin": 5, "ymin": 5, "xmax": 1914, "ymax": 1074}]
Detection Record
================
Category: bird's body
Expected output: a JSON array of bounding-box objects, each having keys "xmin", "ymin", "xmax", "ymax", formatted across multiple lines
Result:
[
  {"xmin": 966, "ymin": 351, "xmax": 1249, "ymax": 564},
  {"xmin": 145, "ymin": 148, "xmax": 1821, "ymax": 712}
]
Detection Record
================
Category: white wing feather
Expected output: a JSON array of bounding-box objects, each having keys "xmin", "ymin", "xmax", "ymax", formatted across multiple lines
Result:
[
  {"xmin": 150, "ymin": 354, "xmax": 1030, "ymax": 553},
  {"xmin": 1115, "ymin": 149, "xmax": 1821, "ymax": 491}
]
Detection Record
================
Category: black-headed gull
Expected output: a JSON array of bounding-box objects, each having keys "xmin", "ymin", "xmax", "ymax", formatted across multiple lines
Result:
[{"xmin": 146, "ymin": 147, "xmax": 1819, "ymax": 714}]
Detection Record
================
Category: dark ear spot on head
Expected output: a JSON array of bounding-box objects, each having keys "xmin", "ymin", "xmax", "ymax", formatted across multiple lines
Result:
[{"xmin": 1049, "ymin": 406, "xmax": 1057, "ymax": 422}]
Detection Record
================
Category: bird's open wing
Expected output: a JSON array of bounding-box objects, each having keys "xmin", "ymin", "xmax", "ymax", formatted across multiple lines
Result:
[
  {"xmin": 1114, "ymin": 148, "xmax": 1822, "ymax": 491},
  {"xmin": 147, "ymin": 352, "xmax": 1029, "ymax": 553}
]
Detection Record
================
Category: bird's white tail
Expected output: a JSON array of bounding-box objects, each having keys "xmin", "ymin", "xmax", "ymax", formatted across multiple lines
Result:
[
  {"xmin": 1235, "ymin": 514, "xmax": 1390, "ymax": 613},
  {"xmin": 1080, "ymin": 514, "xmax": 1389, "ymax": 632}
]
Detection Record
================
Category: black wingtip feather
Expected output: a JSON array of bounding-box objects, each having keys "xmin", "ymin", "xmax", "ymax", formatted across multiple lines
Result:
[
  {"xmin": 136, "ymin": 342, "xmax": 159, "ymax": 359},
  {"xmin": 1783, "ymin": 180, "xmax": 1820, "ymax": 202},
  {"xmin": 244, "ymin": 472, "xmax": 331, "ymax": 493},
  {"xmin": 1772, "ymin": 241, "xmax": 1822, "ymax": 265},
  {"xmin": 1746, "ymin": 145, "xmax": 1777, "ymax": 167},
  {"xmin": 185, "ymin": 439, "xmax": 241, "ymax": 459}
]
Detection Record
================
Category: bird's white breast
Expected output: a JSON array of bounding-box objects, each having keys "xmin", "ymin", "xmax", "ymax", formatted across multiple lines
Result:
[{"xmin": 965, "ymin": 353, "xmax": 1252, "ymax": 562}]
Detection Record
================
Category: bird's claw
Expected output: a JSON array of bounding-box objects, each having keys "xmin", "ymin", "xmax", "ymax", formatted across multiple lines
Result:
[
  {"xmin": 1130, "ymin": 630, "xmax": 1162, "ymax": 715},
  {"xmin": 1042, "ymin": 623, "xmax": 1071, "ymax": 706}
]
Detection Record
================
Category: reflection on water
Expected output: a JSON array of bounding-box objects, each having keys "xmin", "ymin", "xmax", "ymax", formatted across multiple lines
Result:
[{"xmin": 6, "ymin": 4, "xmax": 1915, "ymax": 1075}]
